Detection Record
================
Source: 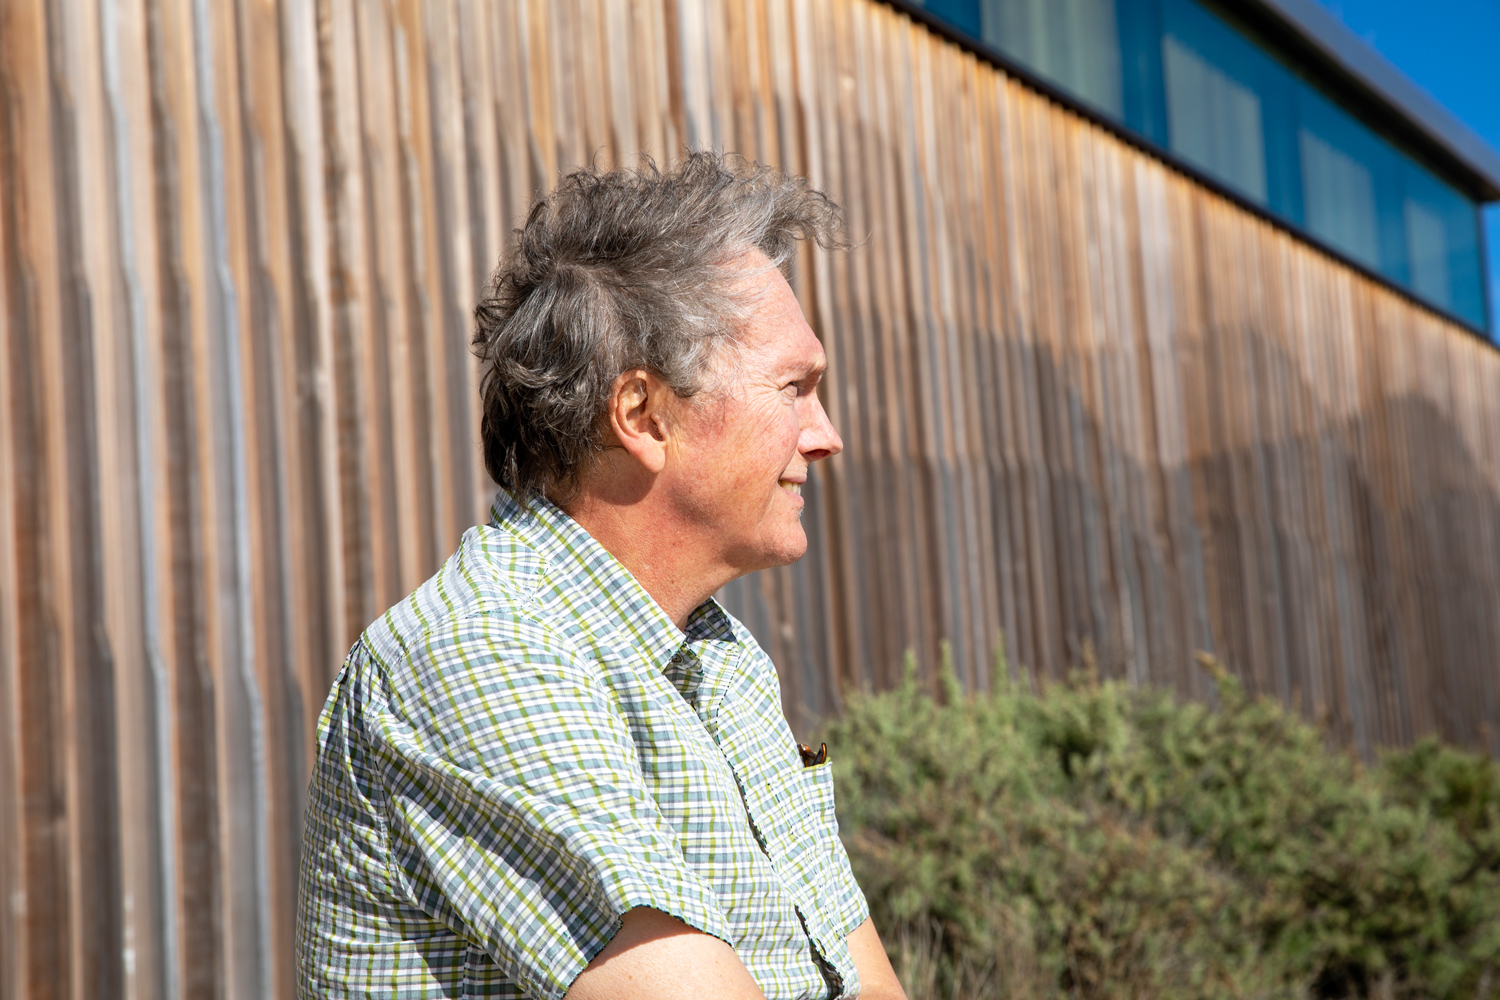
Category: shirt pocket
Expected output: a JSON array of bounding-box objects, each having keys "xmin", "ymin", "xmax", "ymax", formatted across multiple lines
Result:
[
  {"xmin": 746, "ymin": 759, "xmax": 842, "ymax": 900},
  {"xmin": 798, "ymin": 760, "xmax": 839, "ymax": 836}
]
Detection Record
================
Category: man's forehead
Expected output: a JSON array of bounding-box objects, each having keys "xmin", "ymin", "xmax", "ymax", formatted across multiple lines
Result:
[
  {"xmin": 728, "ymin": 261, "xmax": 824, "ymax": 370},
  {"xmin": 739, "ymin": 316, "xmax": 824, "ymax": 377}
]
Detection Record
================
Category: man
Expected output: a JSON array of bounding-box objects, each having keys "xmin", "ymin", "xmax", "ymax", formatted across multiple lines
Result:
[{"xmin": 296, "ymin": 153, "xmax": 905, "ymax": 1000}]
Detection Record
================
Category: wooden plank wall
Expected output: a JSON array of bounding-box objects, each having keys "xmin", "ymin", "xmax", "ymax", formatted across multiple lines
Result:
[{"xmin": 3, "ymin": 0, "xmax": 1498, "ymax": 997}]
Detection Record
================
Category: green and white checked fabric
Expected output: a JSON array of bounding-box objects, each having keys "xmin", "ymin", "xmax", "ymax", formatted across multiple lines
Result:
[{"xmin": 296, "ymin": 492, "xmax": 869, "ymax": 1000}]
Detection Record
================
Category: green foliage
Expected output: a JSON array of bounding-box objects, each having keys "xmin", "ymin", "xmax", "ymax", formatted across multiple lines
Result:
[{"xmin": 824, "ymin": 644, "xmax": 1500, "ymax": 1000}]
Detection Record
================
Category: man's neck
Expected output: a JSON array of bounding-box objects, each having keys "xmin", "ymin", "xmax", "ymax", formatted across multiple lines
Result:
[{"xmin": 561, "ymin": 490, "xmax": 733, "ymax": 632}]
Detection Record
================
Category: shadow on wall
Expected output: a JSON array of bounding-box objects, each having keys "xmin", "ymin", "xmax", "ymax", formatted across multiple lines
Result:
[{"xmin": 723, "ymin": 316, "xmax": 1500, "ymax": 758}]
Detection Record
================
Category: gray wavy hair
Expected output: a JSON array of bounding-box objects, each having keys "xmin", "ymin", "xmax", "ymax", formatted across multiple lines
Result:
[{"xmin": 473, "ymin": 152, "xmax": 844, "ymax": 504}]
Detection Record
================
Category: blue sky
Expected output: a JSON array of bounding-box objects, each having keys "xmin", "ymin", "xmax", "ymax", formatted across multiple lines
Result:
[{"xmin": 1313, "ymin": 0, "xmax": 1500, "ymax": 336}]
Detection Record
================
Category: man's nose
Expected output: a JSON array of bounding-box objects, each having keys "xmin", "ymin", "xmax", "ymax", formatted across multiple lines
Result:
[{"xmin": 800, "ymin": 392, "xmax": 843, "ymax": 462}]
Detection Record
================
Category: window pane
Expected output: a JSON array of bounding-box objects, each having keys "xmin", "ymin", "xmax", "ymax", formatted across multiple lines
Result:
[
  {"xmin": 1297, "ymin": 89, "xmax": 1404, "ymax": 275},
  {"xmin": 980, "ymin": 0, "xmax": 1124, "ymax": 117},
  {"xmin": 1160, "ymin": 0, "xmax": 1291, "ymax": 207},
  {"xmin": 1403, "ymin": 164, "xmax": 1487, "ymax": 327},
  {"xmin": 1162, "ymin": 34, "xmax": 1267, "ymax": 203},
  {"xmin": 1299, "ymin": 130, "xmax": 1380, "ymax": 268},
  {"xmin": 1406, "ymin": 200, "xmax": 1450, "ymax": 305},
  {"xmin": 1118, "ymin": 0, "xmax": 1169, "ymax": 144},
  {"xmin": 912, "ymin": 0, "xmax": 983, "ymax": 39}
]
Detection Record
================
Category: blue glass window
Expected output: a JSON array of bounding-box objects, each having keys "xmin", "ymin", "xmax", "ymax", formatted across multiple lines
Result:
[
  {"xmin": 904, "ymin": 0, "xmax": 1491, "ymax": 331},
  {"xmin": 978, "ymin": 0, "xmax": 1125, "ymax": 118}
]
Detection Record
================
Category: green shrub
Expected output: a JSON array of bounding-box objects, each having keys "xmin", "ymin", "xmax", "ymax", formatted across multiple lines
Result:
[{"xmin": 824, "ymin": 645, "xmax": 1500, "ymax": 1000}]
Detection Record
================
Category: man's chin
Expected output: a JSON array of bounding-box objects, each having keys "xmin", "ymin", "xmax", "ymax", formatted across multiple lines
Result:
[
  {"xmin": 765, "ymin": 530, "xmax": 809, "ymax": 568},
  {"xmin": 730, "ymin": 530, "xmax": 809, "ymax": 574}
]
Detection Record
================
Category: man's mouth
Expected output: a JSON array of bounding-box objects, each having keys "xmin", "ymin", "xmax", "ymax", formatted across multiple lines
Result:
[{"xmin": 779, "ymin": 480, "xmax": 802, "ymax": 495}]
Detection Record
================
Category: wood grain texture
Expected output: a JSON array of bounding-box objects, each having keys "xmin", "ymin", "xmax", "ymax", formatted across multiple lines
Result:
[{"xmin": 2, "ymin": 0, "xmax": 1498, "ymax": 994}]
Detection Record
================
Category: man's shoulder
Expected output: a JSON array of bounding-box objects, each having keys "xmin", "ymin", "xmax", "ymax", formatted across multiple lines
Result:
[{"xmin": 361, "ymin": 521, "xmax": 579, "ymax": 669}]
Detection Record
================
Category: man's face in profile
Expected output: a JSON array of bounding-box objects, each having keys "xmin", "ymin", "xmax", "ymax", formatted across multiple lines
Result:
[{"xmin": 661, "ymin": 252, "xmax": 844, "ymax": 577}]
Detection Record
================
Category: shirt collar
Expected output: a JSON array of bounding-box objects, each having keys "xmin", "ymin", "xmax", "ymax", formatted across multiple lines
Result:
[{"xmin": 487, "ymin": 490, "xmax": 738, "ymax": 666}]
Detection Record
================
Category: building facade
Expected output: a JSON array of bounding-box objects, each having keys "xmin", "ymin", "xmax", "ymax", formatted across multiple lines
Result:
[
  {"xmin": 904, "ymin": 0, "xmax": 1496, "ymax": 331},
  {"xmin": 2, "ymin": 1, "xmax": 1499, "ymax": 998}
]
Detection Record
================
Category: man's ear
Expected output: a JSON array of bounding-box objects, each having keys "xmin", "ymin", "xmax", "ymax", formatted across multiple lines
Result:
[{"xmin": 607, "ymin": 369, "xmax": 671, "ymax": 474}]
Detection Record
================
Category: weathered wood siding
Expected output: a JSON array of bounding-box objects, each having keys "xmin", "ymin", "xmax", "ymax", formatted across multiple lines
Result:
[{"xmin": 2, "ymin": 0, "xmax": 1498, "ymax": 997}]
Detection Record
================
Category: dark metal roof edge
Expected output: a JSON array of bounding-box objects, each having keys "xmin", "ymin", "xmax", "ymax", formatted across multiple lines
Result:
[
  {"xmin": 1246, "ymin": 0, "xmax": 1500, "ymax": 200},
  {"xmin": 876, "ymin": 0, "xmax": 1496, "ymax": 344}
]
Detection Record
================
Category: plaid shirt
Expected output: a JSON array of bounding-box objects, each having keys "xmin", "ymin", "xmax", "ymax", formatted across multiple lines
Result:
[{"xmin": 296, "ymin": 493, "xmax": 869, "ymax": 999}]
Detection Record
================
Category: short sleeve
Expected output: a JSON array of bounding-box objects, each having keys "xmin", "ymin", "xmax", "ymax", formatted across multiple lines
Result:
[{"xmin": 363, "ymin": 612, "xmax": 730, "ymax": 1000}]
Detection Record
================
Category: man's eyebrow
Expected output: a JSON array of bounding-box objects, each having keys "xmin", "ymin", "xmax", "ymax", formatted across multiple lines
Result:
[{"xmin": 793, "ymin": 358, "xmax": 828, "ymax": 381}]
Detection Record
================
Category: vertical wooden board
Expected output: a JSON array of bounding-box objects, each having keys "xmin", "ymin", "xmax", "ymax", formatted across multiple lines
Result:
[
  {"xmin": 320, "ymin": 0, "xmax": 383, "ymax": 640},
  {"xmin": 573, "ymin": 0, "xmax": 614, "ymax": 165},
  {"xmin": 1, "ymin": 1, "xmax": 80, "ymax": 996},
  {"xmin": 1318, "ymin": 241, "xmax": 1368, "ymax": 735},
  {"xmin": 188, "ymin": 0, "xmax": 274, "ymax": 993},
  {"xmin": 1132, "ymin": 157, "xmax": 1194, "ymax": 685},
  {"xmin": 48, "ymin": 0, "xmax": 141, "ymax": 994},
  {"xmin": 0, "ymin": 25, "xmax": 26, "ymax": 994},
  {"xmin": 233, "ymin": 0, "xmax": 316, "ymax": 827},
  {"xmin": 890, "ymin": 19, "xmax": 942, "ymax": 680},
  {"xmin": 1166, "ymin": 172, "xmax": 1230, "ymax": 701},
  {"xmin": 1029, "ymin": 101, "xmax": 1087, "ymax": 673},
  {"xmin": 922, "ymin": 42, "xmax": 978, "ymax": 683},
  {"xmin": 774, "ymin": 0, "xmax": 832, "ymax": 702},
  {"xmin": 745, "ymin": 0, "xmax": 779, "ymax": 166},
  {"xmin": 389, "ymin": 0, "xmax": 452, "ymax": 571},
  {"xmin": 456, "ymin": 0, "xmax": 506, "ymax": 522},
  {"xmin": 945, "ymin": 54, "xmax": 1003, "ymax": 688},
  {"xmin": 916, "ymin": 29, "xmax": 973, "ymax": 678},
  {"xmin": 1117, "ymin": 151, "xmax": 1178, "ymax": 682},
  {"xmin": 704, "ymin": 0, "xmax": 738, "ymax": 152},
  {"xmin": 988, "ymin": 75, "xmax": 1035, "ymax": 677},
  {"xmin": 970, "ymin": 66, "xmax": 1021, "ymax": 686},
  {"xmin": 62, "ymin": 0, "xmax": 186, "ymax": 993},
  {"xmin": 519, "ymin": 0, "xmax": 559, "ymax": 188},
  {"xmin": 418, "ymin": 0, "xmax": 481, "ymax": 540},
  {"xmin": 354, "ymin": 0, "xmax": 424, "ymax": 599},
  {"xmin": 1265, "ymin": 230, "xmax": 1321, "ymax": 719},
  {"xmin": 485, "ymin": 0, "xmax": 536, "ymax": 229},
  {"xmin": 1357, "ymin": 290, "xmax": 1413, "ymax": 744},
  {"xmin": 804, "ymin": 0, "xmax": 869, "ymax": 689},
  {"xmin": 392, "ymin": 0, "xmax": 442, "ymax": 572},
  {"xmin": 768, "ymin": 0, "xmax": 842, "ymax": 708},
  {"xmin": 878, "ymin": 3, "xmax": 938, "ymax": 682},
  {"xmin": 1260, "ymin": 218, "xmax": 1317, "ymax": 710},
  {"xmin": 1406, "ymin": 309, "xmax": 1468, "ymax": 742},
  {"xmin": 1080, "ymin": 130, "xmax": 1144, "ymax": 677},
  {"xmin": 297, "ymin": 0, "xmax": 371, "ymax": 986},
  {"xmin": 149, "ymin": 1, "xmax": 236, "ymax": 996},
  {"xmin": 835, "ymin": 0, "xmax": 898, "ymax": 685},
  {"xmin": 760, "ymin": 0, "xmax": 798, "ymax": 174},
  {"xmin": 721, "ymin": 0, "xmax": 757, "ymax": 158},
  {"xmin": 672, "ymin": 0, "xmax": 713, "ymax": 150},
  {"xmin": 624, "ymin": 0, "xmax": 669, "ymax": 163},
  {"xmin": 541, "ymin": 0, "xmax": 582, "ymax": 171},
  {"xmin": 281, "ymin": 0, "xmax": 348, "ymax": 687},
  {"xmin": 997, "ymin": 80, "xmax": 1053, "ymax": 677},
  {"xmin": 1448, "ymin": 334, "xmax": 1500, "ymax": 751},
  {"xmin": 108, "ymin": 0, "xmax": 180, "ymax": 993},
  {"xmin": 597, "ymin": 0, "xmax": 641, "ymax": 164}
]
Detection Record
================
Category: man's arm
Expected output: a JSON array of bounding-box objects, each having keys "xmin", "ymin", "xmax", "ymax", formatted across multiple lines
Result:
[
  {"xmin": 847, "ymin": 918, "xmax": 908, "ymax": 1000},
  {"xmin": 565, "ymin": 910, "xmax": 908, "ymax": 1000},
  {"xmin": 564, "ymin": 908, "xmax": 767, "ymax": 1000}
]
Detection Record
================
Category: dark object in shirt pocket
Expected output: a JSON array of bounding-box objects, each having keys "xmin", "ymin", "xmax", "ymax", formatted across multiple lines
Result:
[{"xmin": 797, "ymin": 742, "xmax": 828, "ymax": 768}]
